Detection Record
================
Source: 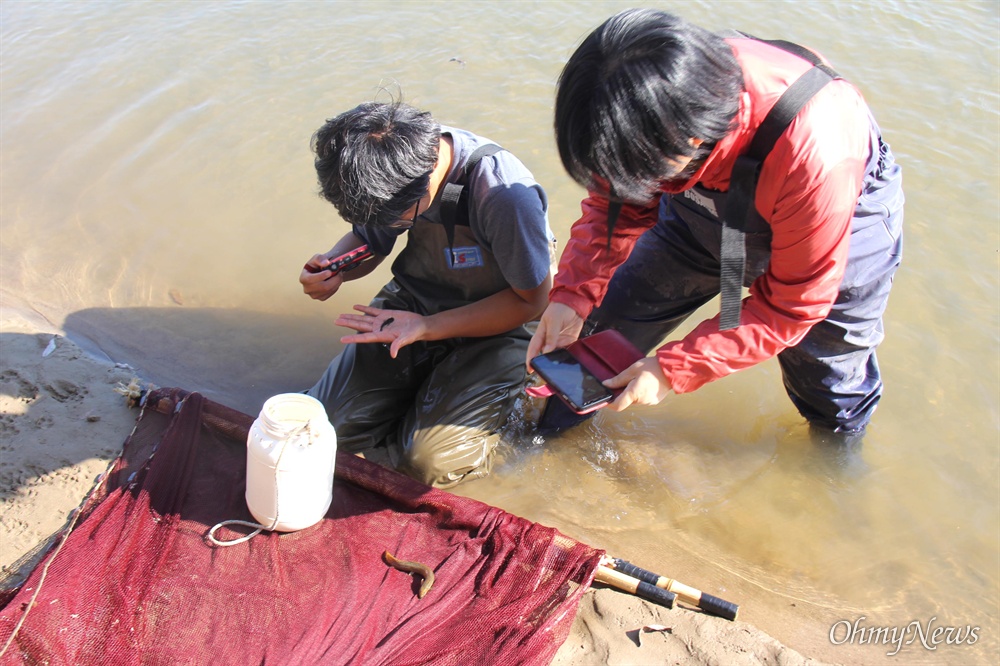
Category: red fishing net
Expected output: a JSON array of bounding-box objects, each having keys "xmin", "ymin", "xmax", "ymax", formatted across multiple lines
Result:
[{"xmin": 0, "ymin": 388, "xmax": 602, "ymax": 665}]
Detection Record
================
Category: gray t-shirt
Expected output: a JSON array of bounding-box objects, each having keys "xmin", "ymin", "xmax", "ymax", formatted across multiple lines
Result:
[{"xmin": 355, "ymin": 126, "xmax": 553, "ymax": 291}]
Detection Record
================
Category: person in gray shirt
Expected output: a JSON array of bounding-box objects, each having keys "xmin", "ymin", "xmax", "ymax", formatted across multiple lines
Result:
[{"xmin": 300, "ymin": 101, "xmax": 554, "ymax": 487}]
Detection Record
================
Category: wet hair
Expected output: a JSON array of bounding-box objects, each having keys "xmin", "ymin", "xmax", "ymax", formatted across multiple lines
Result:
[
  {"xmin": 555, "ymin": 9, "xmax": 744, "ymax": 202},
  {"xmin": 312, "ymin": 101, "xmax": 440, "ymax": 227}
]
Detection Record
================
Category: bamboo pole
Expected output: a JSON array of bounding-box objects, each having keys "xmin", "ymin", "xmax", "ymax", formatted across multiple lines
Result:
[
  {"xmin": 594, "ymin": 565, "xmax": 676, "ymax": 609},
  {"xmin": 607, "ymin": 557, "xmax": 739, "ymax": 621}
]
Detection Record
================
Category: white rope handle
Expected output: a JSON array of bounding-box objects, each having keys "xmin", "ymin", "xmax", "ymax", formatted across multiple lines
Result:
[{"xmin": 207, "ymin": 519, "xmax": 274, "ymax": 547}]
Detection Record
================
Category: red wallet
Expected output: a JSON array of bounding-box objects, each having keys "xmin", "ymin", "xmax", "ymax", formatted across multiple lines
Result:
[{"xmin": 526, "ymin": 330, "xmax": 645, "ymax": 412}]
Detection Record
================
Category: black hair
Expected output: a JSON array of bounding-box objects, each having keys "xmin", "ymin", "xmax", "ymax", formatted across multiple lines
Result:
[
  {"xmin": 555, "ymin": 9, "xmax": 744, "ymax": 202},
  {"xmin": 311, "ymin": 101, "xmax": 440, "ymax": 227}
]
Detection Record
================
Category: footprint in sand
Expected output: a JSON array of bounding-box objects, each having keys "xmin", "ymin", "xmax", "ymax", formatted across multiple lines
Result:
[
  {"xmin": 42, "ymin": 379, "xmax": 86, "ymax": 402},
  {"xmin": 0, "ymin": 370, "xmax": 39, "ymax": 402}
]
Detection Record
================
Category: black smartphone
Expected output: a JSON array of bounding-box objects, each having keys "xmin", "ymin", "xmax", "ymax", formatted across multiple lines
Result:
[
  {"xmin": 307, "ymin": 245, "xmax": 374, "ymax": 275},
  {"xmin": 530, "ymin": 348, "xmax": 614, "ymax": 414}
]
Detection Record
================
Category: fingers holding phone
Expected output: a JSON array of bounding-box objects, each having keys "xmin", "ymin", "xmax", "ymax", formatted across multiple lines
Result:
[
  {"xmin": 529, "ymin": 348, "xmax": 614, "ymax": 414},
  {"xmin": 528, "ymin": 330, "xmax": 649, "ymax": 414},
  {"xmin": 603, "ymin": 357, "xmax": 673, "ymax": 411},
  {"xmin": 301, "ymin": 244, "xmax": 378, "ymax": 302},
  {"xmin": 526, "ymin": 302, "xmax": 585, "ymax": 371},
  {"xmin": 300, "ymin": 254, "xmax": 345, "ymax": 302}
]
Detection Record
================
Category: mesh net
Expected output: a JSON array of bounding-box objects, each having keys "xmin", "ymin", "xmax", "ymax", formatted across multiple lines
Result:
[{"xmin": 0, "ymin": 388, "xmax": 602, "ymax": 665}]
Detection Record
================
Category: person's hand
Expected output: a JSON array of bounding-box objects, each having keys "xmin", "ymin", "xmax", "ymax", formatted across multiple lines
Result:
[
  {"xmin": 300, "ymin": 254, "xmax": 345, "ymax": 301},
  {"xmin": 603, "ymin": 357, "xmax": 672, "ymax": 411},
  {"xmin": 337, "ymin": 305, "xmax": 428, "ymax": 358},
  {"xmin": 526, "ymin": 302, "xmax": 585, "ymax": 370}
]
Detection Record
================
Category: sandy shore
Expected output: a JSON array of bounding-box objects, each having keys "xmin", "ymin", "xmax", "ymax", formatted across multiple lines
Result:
[{"xmin": 0, "ymin": 309, "xmax": 826, "ymax": 665}]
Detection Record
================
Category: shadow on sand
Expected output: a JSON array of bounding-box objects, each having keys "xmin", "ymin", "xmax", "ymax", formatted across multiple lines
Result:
[{"xmin": 63, "ymin": 305, "xmax": 344, "ymax": 415}]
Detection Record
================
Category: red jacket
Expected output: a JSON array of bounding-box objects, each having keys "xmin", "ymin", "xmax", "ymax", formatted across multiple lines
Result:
[{"xmin": 549, "ymin": 38, "xmax": 874, "ymax": 394}]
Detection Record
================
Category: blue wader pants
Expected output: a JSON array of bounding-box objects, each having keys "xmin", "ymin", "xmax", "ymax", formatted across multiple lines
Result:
[{"xmin": 582, "ymin": 135, "xmax": 904, "ymax": 434}]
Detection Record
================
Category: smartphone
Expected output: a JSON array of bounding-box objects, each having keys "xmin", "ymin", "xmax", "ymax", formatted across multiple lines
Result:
[
  {"xmin": 529, "ymin": 348, "xmax": 614, "ymax": 414},
  {"xmin": 307, "ymin": 245, "xmax": 374, "ymax": 275}
]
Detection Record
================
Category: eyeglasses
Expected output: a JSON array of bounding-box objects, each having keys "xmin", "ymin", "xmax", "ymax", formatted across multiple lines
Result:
[{"xmin": 388, "ymin": 198, "xmax": 421, "ymax": 230}]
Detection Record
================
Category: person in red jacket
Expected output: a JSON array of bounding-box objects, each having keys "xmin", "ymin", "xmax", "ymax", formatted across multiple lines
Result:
[{"xmin": 528, "ymin": 9, "xmax": 903, "ymax": 438}]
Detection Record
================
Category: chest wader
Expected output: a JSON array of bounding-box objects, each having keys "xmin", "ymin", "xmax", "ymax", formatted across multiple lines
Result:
[
  {"xmin": 392, "ymin": 144, "xmax": 513, "ymax": 316},
  {"xmin": 668, "ymin": 40, "xmax": 902, "ymax": 434},
  {"xmin": 542, "ymin": 38, "xmax": 901, "ymax": 433},
  {"xmin": 308, "ymin": 144, "xmax": 534, "ymax": 487}
]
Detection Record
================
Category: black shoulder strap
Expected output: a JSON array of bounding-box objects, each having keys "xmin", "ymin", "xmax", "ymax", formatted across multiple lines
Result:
[
  {"xmin": 718, "ymin": 40, "xmax": 840, "ymax": 330},
  {"xmin": 439, "ymin": 143, "xmax": 503, "ymax": 262}
]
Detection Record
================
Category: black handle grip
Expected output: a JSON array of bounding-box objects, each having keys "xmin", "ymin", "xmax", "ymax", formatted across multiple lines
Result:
[
  {"xmin": 698, "ymin": 593, "xmax": 739, "ymax": 621},
  {"xmin": 635, "ymin": 581, "xmax": 675, "ymax": 609},
  {"xmin": 614, "ymin": 558, "xmax": 738, "ymax": 621},
  {"xmin": 613, "ymin": 559, "xmax": 659, "ymax": 586}
]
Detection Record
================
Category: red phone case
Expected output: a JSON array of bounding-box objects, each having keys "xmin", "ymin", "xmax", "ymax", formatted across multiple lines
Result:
[
  {"xmin": 527, "ymin": 330, "xmax": 645, "ymax": 413},
  {"xmin": 305, "ymin": 245, "xmax": 374, "ymax": 275}
]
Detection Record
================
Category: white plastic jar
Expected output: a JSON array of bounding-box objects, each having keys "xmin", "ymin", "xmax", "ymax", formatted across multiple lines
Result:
[{"xmin": 245, "ymin": 393, "xmax": 337, "ymax": 532}]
